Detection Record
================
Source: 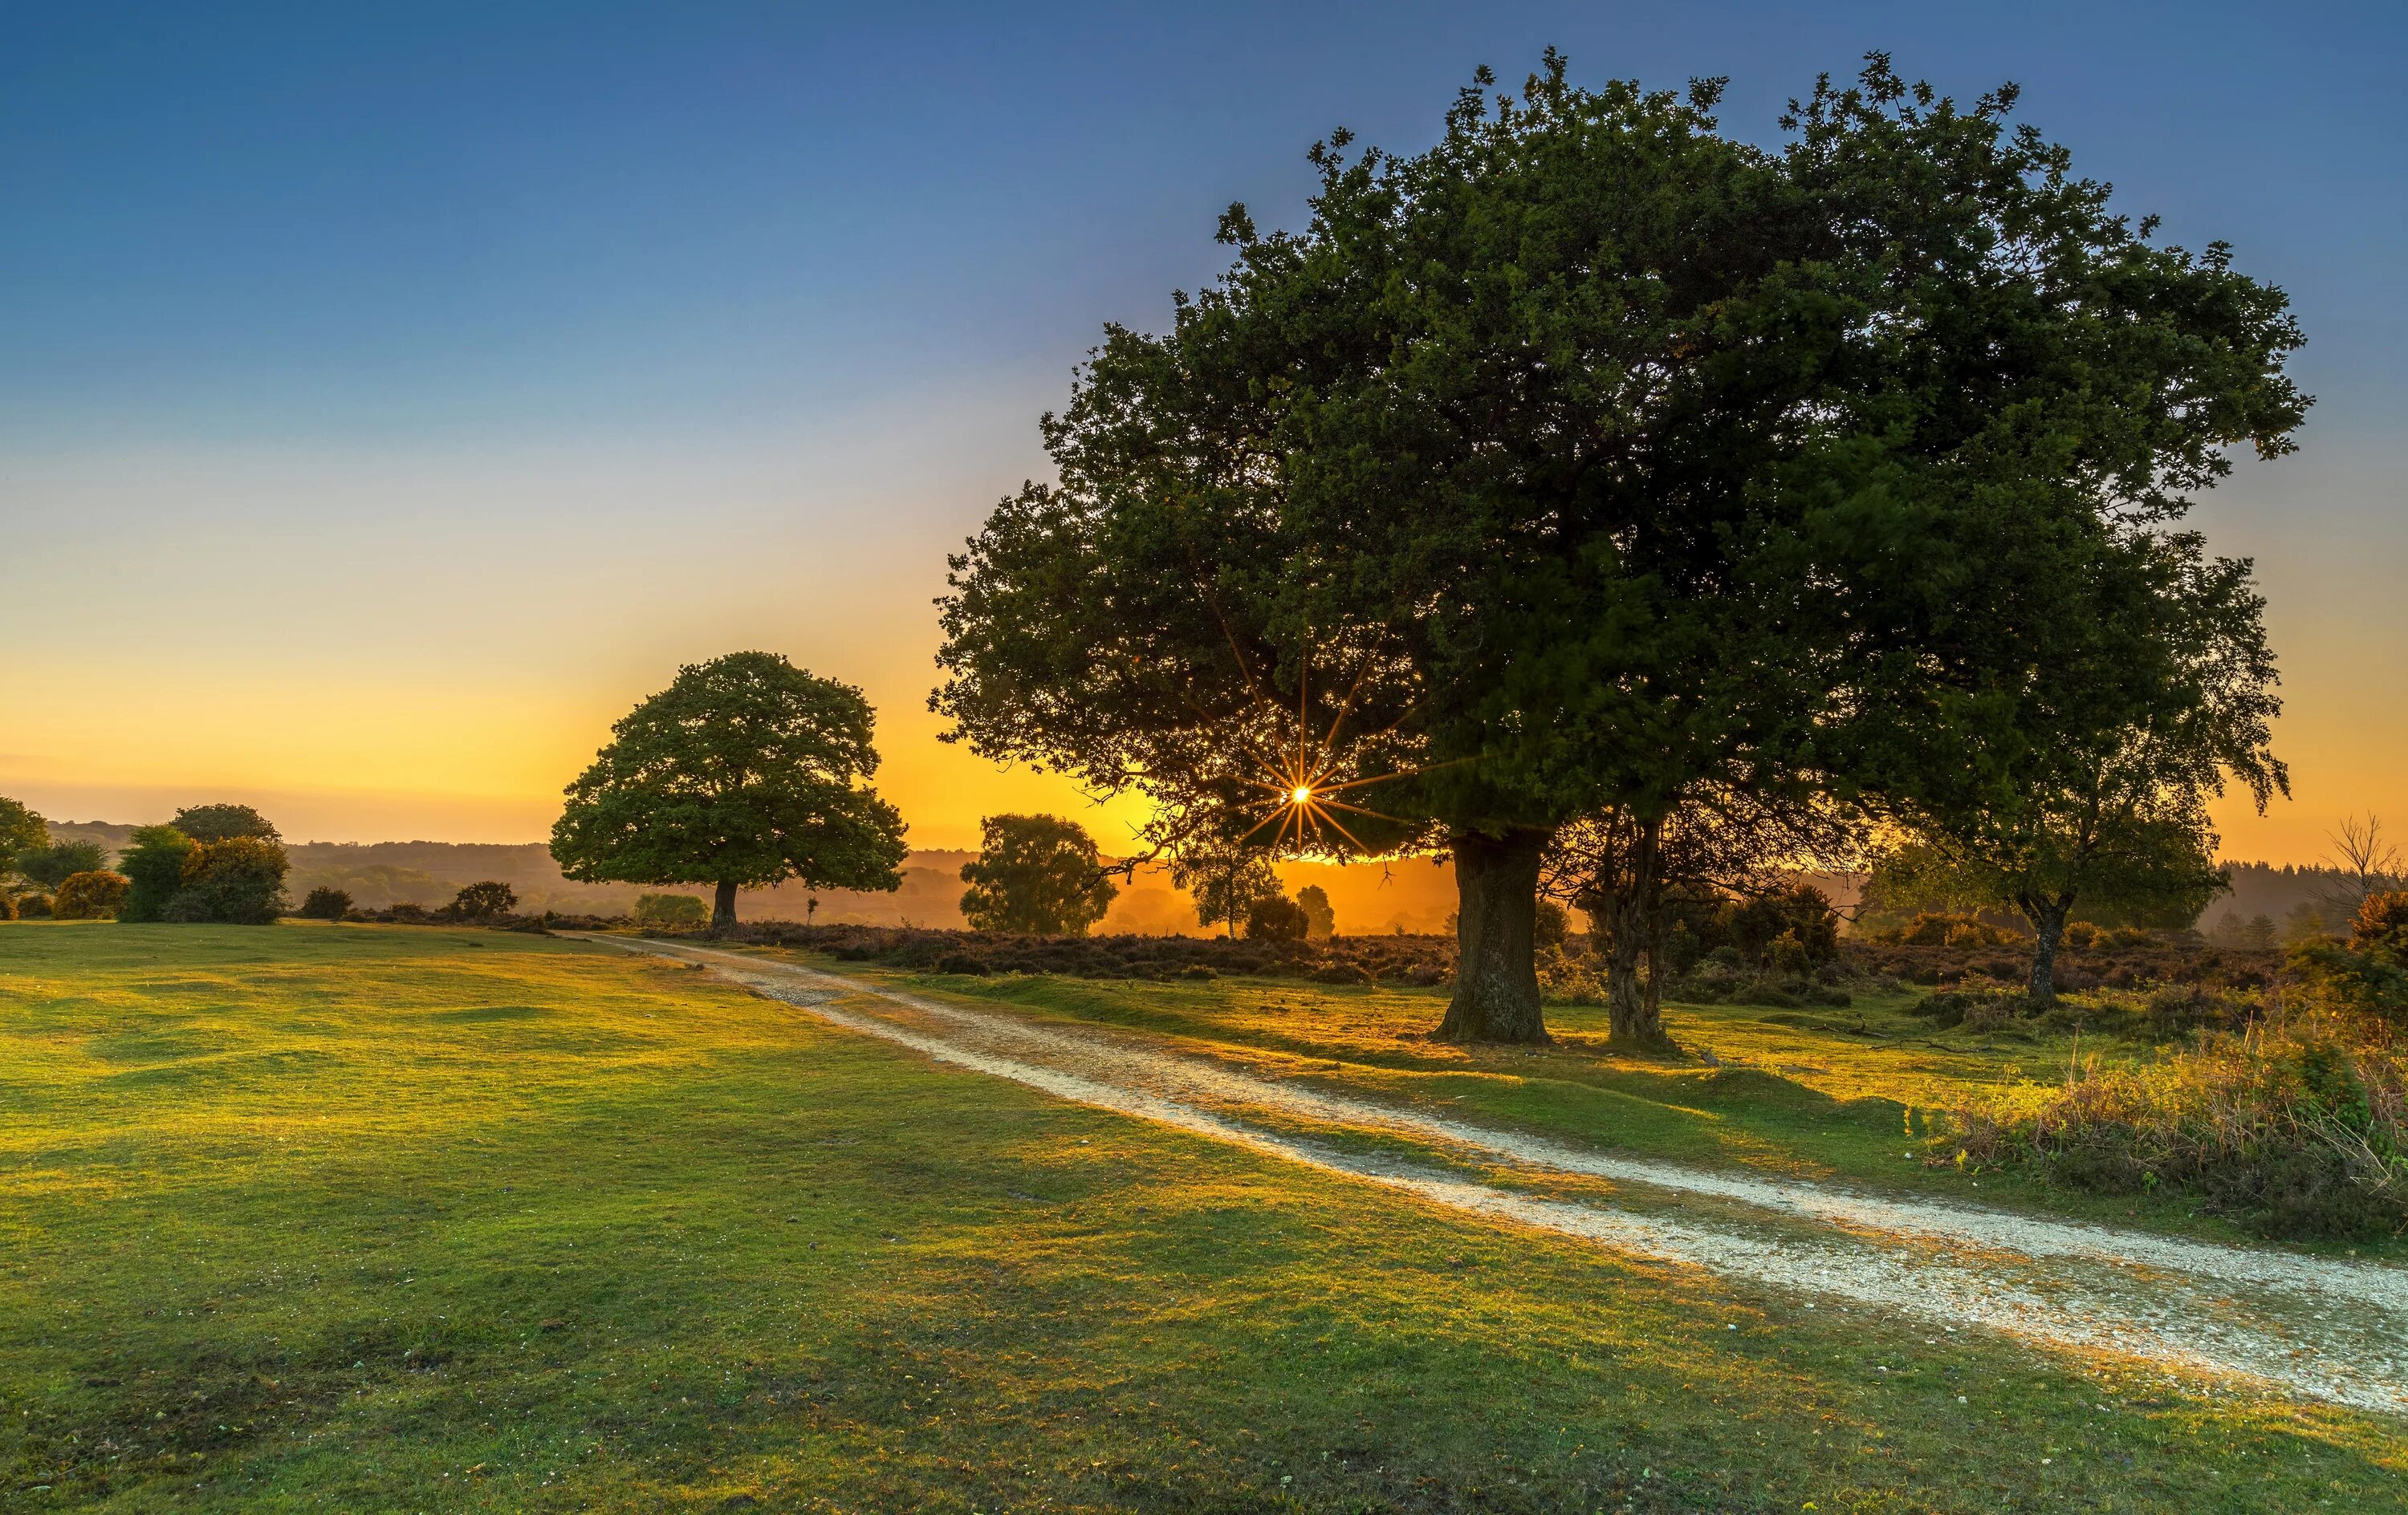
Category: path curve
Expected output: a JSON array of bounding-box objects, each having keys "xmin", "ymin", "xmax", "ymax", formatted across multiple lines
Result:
[{"xmin": 579, "ymin": 936, "xmax": 2408, "ymax": 1417}]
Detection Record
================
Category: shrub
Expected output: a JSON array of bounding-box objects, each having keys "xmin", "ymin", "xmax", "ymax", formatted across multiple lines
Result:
[
  {"xmin": 14, "ymin": 892, "xmax": 52, "ymax": 918},
  {"xmin": 0, "ymin": 895, "xmax": 13, "ymax": 921},
  {"xmin": 296, "ymin": 887, "xmax": 353, "ymax": 921},
  {"xmin": 1728, "ymin": 884, "xmax": 1839, "ymax": 968},
  {"xmin": 175, "ymin": 836, "xmax": 291, "ymax": 924},
  {"xmin": 1946, "ymin": 1014, "xmax": 2408, "ymax": 1240},
  {"xmin": 2351, "ymin": 890, "xmax": 2408, "ymax": 960},
  {"xmin": 445, "ymin": 881, "xmax": 517, "ymax": 921},
  {"xmin": 934, "ymin": 952, "xmax": 990, "ymax": 976},
  {"xmin": 52, "ymin": 871, "xmax": 131, "ymax": 920},
  {"xmin": 1877, "ymin": 912, "xmax": 2019, "ymax": 948},
  {"xmin": 116, "ymin": 826, "xmax": 197, "ymax": 922},
  {"xmin": 2139, "ymin": 984, "xmax": 2254, "ymax": 1040},
  {"xmin": 635, "ymin": 892, "xmax": 709, "ymax": 928},
  {"xmin": 1243, "ymin": 895, "xmax": 1310, "ymax": 943},
  {"xmin": 1914, "ymin": 984, "xmax": 2032, "ymax": 1032},
  {"xmin": 15, "ymin": 840, "xmax": 108, "ymax": 891}
]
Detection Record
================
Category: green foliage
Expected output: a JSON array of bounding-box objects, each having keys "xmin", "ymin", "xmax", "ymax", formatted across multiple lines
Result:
[
  {"xmin": 1727, "ymin": 884, "xmax": 1841, "ymax": 972},
  {"xmin": 551, "ymin": 652, "xmax": 909, "ymax": 926},
  {"xmin": 445, "ymin": 880, "xmax": 517, "ymax": 921},
  {"xmin": 1532, "ymin": 900, "xmax": 1570, "ymax": 952},
  {"xmin": 296, "ymin": 887, "xmax": 354, "ymax": 921},
  {"xmin": 169, "ymin": 803, "xmax": 281, "ymax": 843},
  {"xmin": 933, "ymin": 55, "xmax": 2304, "ymax": 1044},
  {"xmin": 1294, "ymin": 883, "xmax": 1336, "ymax": 941},
  {"xmin": 957, "ymin": 814, "xmax": 1120, "ymax": 936},
  {"xmin": 0, "ymin": 796, "xmax": 47, "ymax": 869},
  {"xmin": 1872, "ymin": 912, "xmax": 2022, "ymax": 948},
  {"xmin": 167, "ymin": 836, "xmax": 291, "ymax": 925},
  {"xmin": 1951, "ymin": 1016, "xmax": 2407, "ymax": 1240},
  {"xmin": 634, "ymin": 892, "xmax": 710, "ymax": 928},
  {"xmin": 1169, "ymin": 847, "xmax": 1283, "ymax": 937},
  {"xmin": 52, "ymin": 871, "xmax": 130, "ymax": 920},
  {"xmin": 116, "ymin": 826, "xmax": 197, "ymax": 923},
  {"xmin": 15, "ymin": 839, "xmax": 107, "ymax": 890},
  {"xmin": 1243, "ymin": 893, "xmax": 1309, "ymax": 943}
]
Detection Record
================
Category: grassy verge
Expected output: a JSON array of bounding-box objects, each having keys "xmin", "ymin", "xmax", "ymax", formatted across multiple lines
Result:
[
  {"xmin": 802, "ymin": 952, "xmax": 2408, "ymax": 1258},
  {"xmin": 1, "ymin": 923, "xmax": 2401, "ymax": 1511}
]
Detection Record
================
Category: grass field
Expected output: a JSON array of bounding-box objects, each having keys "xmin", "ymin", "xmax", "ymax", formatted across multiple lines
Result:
[
  {"xmin": 844, "ymin": 960, "xmax": 2408, "ymax": 1256},
  {"xmin": 2, "ymin": 923, "xmax": 2403, "ymax": 1512}
]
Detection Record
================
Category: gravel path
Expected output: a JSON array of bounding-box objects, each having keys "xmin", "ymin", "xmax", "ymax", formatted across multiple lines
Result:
[{"xmin": 584, "ymin": 936, "xmax": 2408, "ymax": 1416}]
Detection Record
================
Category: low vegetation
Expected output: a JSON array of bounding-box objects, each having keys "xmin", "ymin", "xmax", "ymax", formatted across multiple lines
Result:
[{"xmin": 4, "ymin": 925, "xmax": 2401, "ymax": 1512}]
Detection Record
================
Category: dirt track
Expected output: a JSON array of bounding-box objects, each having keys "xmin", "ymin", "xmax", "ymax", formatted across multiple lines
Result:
[{"xmin": 581, "ymin": 935, "xmax": 2408, "ymax": 1417}]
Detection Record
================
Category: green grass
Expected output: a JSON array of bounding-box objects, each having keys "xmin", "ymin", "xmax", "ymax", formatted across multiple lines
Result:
[
  {"xmin": 1, "ymin": 923, "xmax": 2401, "ymax": 1512},
  {"xmin": 849, "ymin": 960, "xmax": 2408, "ymax": 1257}
]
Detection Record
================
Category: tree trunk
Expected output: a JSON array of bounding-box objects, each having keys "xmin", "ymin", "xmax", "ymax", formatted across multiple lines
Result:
[
  {"xmin": 2026, "ymin": 898, "xmax": 2069, "ymax": 1003},
  {"xmin": 1435, "ymin": 828, "xmax": 1551, "ymax": 1045},
  {"xmin": 711, "ymin": 879, "xmax": 739, "ymax": 935},
  {"xmin": 1597, "ymin": 818, "xmax": 1673, "ymax": 1049}
]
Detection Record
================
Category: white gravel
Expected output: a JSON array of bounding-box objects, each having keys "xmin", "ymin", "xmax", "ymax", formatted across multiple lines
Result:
[{"xmin": 584, "ymin": 936, "xmax": 2408, "ymax": 1416}]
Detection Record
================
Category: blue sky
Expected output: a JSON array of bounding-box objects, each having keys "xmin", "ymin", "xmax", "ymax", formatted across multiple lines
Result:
[{"xmin": 2, "ymin": 2, "xmax": 2402, "ymax": 852}]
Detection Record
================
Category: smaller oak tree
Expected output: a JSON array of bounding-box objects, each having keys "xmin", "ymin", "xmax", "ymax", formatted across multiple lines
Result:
[
  {"xmin": 958, "ymin": 814, "xmax": 1119, "ymax": 936},
  {"xmin": 552, "ymin": 652, "xmax": 908, "ymax": 932}
]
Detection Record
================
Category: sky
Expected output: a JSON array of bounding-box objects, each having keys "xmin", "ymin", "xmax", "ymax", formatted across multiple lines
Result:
[{"xmin": 2, "ymin": 1, "xmax": 2402, "ymax": 860}]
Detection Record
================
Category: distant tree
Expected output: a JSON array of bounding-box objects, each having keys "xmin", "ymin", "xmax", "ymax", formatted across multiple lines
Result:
[
  {"xmin": 117, "ymin": 827, "xmax": 197, "ymax": 922},
  {"xmin": 2282, "ymin": 900, "xmax": 2332, "ymax": 947},
  {"xmin": 170, "ymin": 803, "xmax": 281, "ymax": 843},
  {"xmin": 0, "ymin": 797, "xmax": 47, "ymax": 879},
  {"xmin": 53, "ymin": 871, "xmax": 131, "ymax": 920},
  {"xmin": 16, "ymin": 840, "xmax": 107, "ymax": 891},
  {"xmin": 1295, "ymin": 883, "xmax": 1336, "ymax": 941},
  {"xmin": 1876, "ymin": 534, "xmax": 2284, "ymax": 1002},
  {"xmin": 2241, "ymin": 913, "xmax": 2280, "ymax": 951},
  {"xmin": 1170, "ymin": 846, "xmax": 1283, "ymax": 939},
  {"xmin": 445, "ymin": 881, "xmax": 517, "ymax": 921},
  {"xmin": 552, "ymin": 652, "xmax": 909, "ymax": 932},
  {"xmin": 1532, "ymin": 900, "xmax": 1571, "ymax": 953},
  {"xmin": 958, "ymin": 814, "xmax": 1120, "ymax": 936},
  {"xmin": 296, "ymin": 887, "xmax": 353, "ymax": 921},
  {"xmin": 1727, "ymin": 883, "xmax": 1840, "ymax": 971},
  {"xmin": 1243, "ymin": 894, "xmax": 1310, "ymax": 943},
  {"xmin": 2317, "ymin": 814, "xmax": 2402, "ymax": 923},
  {"xmin": 634, "ymin": 892, "xmax": 710, "ymax": 928},
  {"xmin": 166, "ymin": 837, "xmax": 290, "ymax": 924}
]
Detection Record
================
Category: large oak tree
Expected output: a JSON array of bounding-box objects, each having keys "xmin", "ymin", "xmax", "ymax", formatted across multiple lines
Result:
[
  {"xmin": 554, "ymin": 652, "xmax": 907, "ymax": 932},
  {"xmin": 934, "ymin": 54, "xmax": 2305, "ymax": 1043}
]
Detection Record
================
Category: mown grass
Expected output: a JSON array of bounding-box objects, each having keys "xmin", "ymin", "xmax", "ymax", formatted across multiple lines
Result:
[{"xmin": 1, "ymin": 923, "xmax": 2402, "ymax": 1512}]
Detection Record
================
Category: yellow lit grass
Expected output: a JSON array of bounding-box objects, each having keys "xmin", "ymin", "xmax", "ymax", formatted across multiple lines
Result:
[{"xmin": 0, "ymin": 924, "xmax": 2400, "ymax": 1511}]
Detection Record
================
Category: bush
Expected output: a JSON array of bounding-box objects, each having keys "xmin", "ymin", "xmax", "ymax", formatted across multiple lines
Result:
[
  {"xmin": 296, "ymin": 887, "xmax": 353, "ymax": 921},
  {"xmin": 15, "ymin": 840, "xmax": 108, "ymax": 891},
  {"xmin": 0, "ymin": 896, "xmax": 14, "ymax": 922},
  {"xmin": 934, "ymin": 952, "xmax": 990, "ymax": 976},
  {"xmin": 117, "ymin": 826, "xmax": 197, "ymax": 922},
  {"xmin": 174, "ymin": 836, "xmax": 291, "ymax": 924},
  {"xmin": 14, "ymin": 892, "xmax": 52, "ymax": 919},
  {"xmin": 1728, "ymin": 884, "xmax": 1838, "ymax": 968},
  {"xmin": 2139, "ymin": 984, "xmax": 2255, "ymax": 1040},
  {"xmin": 1243, "ymin": 895, "xmax": 1310, "ymax": 943},
  {"xmin": 52, "ymin": 871, "xmax": 131, "ymax": 920},
  {"xmin": 1877, "ymin": 912, "xmax": 2020, "ymax": 948},
  {"xmin": 1946, "ymin": 1014, "xmax": 2408, "ymax": 1240},
  {"xmin": 635, "ymin": 892, "xmax": 709, "ymax": 928},
  {"xmin": 1914, "ymin": 985, "xmax": 2032, "ymax": 1032},
  {"xmin": 445, "ymin": 881, "xmax": 517, "ymax": 921}
]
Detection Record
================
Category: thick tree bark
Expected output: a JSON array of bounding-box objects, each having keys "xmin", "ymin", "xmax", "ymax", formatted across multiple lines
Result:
[
  {"xmin": 2025, "ymin": 897, "xmax": 2070, "ymax": 1003},
  {"xmin": 711, "ymin": 879, "xmax": 739, "ymax": 935},
  {"xmin": 1435, "ymin": 827, "xmax": 1551, "ymax": 1045}
]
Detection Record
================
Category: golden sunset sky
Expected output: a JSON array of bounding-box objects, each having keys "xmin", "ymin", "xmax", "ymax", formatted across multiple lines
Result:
[{"xmin": 3, "ymin": 9, "xmax": 2398, "ymax": 865}]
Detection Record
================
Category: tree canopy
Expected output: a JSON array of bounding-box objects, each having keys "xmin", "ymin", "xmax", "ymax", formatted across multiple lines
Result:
[
  {"xmin": 0, "ymin": 798, "xmax": 47, "ymax": 875},
  {"xmin": 552, "ymin": 652, "xmax": 909, "ymax": 931},
  {"xmin": 958, "ymin": 814, "xmax": 1120, "ymax": 936},
  {"xmin": 171, "ymin": 803, "xmax": 281, "ymax": 843},
  {"xmin": 933, "ymin": 52, "xmax": 2306, "ymax": 1042}
]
